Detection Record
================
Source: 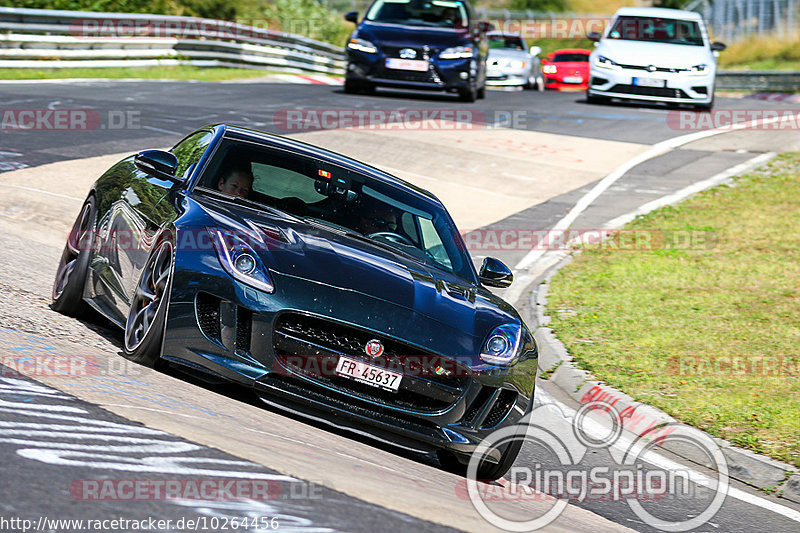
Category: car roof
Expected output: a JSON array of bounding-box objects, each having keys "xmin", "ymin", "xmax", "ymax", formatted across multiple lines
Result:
[
  {"xmin": 552, "ymin": 48, "xmax": 591, "ymax": 54},
  {"xmin": 614, "ymin": 7, "xmax": 703, "ymax": 21},
  {"xmin": 487, "ymin": 32, "xmax": 522, "ymax": 38},
  {"xmin": 213, "ymin": 124, "xmax": 444, "ymax": 207}
]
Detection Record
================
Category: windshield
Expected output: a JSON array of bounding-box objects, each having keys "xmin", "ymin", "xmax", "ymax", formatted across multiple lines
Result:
[
  {"xmin": 552, "ymin": 53, "xmax": 589, "ymax": 62},
  {"xmin": 607, "ymin": 16, "xmax": 704, "ymax": 46},
  {"xmin": 197, "ymin": 138, "xmax": 475, "ymax": 282},
  {"xmin": 366, "ymin": 0, "xmax": 469, "ymax": 28},
  {"xmin": 488, "ymin": 35, "xmax": 525, "ymax": 50}
]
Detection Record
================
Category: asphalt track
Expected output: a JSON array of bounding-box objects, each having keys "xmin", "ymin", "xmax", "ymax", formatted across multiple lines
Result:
[{"xmin": 1, "ymin": 81, "xmax": 800, "ymax": 532}]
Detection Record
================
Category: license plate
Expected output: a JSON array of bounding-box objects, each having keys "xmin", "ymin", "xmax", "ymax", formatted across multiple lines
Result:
[
  {"xmin": 632, "ymin": 77, "xmax": 665, "ymax": 88},
  {"xmin": 385, "ymin": 58, "xmax": 428, "ymax": 71},
  {"xmin": 563, "ymin": 76, "xmax": 583, "ymax": 84},
  {"xmin": 336, "ymin": 356, "xmax": 402, "ymax": 392}
]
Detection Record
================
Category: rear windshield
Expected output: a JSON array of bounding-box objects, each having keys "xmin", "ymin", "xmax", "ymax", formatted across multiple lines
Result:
[
  {"xmin": 488, "ymin": 35, "xmax": 525, "ymax": 50},
  {"xmin": 552, "ymin": 53, "xmax": 589, "ymax": 62},
  {"xmin": 607, "ymin": 16, "xmax": 704, "ymax": 46},
  {"xmin": 366, "ymin": 0, "xmax": 469, "ymax": 29},
  {"xmin": 196, "ymin": 138, "xmax": 475, "ymax": 282}
]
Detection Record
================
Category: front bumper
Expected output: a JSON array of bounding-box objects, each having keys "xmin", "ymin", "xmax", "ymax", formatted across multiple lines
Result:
[
  {"xmin": 346, "ymin": 50, "xmax": 475, "ymax": 92},
  {"xmin": 162, "ymin": 259, "xmax": 537, "ymax": 459},
  {"xmin": 588, "ymin": 65, "xmax": 714, "ymax": 104}
]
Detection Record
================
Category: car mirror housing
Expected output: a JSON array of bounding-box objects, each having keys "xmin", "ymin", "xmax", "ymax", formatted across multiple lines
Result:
[
  {"xmin": 479, "ymin": 257, "xmax": 513, "ymax": 288},
  {"xmin": 134, "ymin": 150, "xmax": 182, "ymax": 184},
  {"xmin": 710, "ymin": 41, "xmax": 727, "ymax": 52},
  {"xmin": 587, "ymin": 31, "xmax": 601, "ymax": 42},
  {"xmin": 529, "ymin": 46, "xmax": 542, "ymax": 57},
  {"xmin": 344, "ymin": 11, "xmax": 358, "ymax": 24}
]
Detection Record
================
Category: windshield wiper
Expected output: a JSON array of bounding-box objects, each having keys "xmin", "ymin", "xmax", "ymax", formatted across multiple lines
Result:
[
  {"xmin": 197, "ymin": 189, "xmax": 303, "ymax": 222},
  {"xmin": 303, "ymin": 216, "xmax": 427, "ymax": 264}
]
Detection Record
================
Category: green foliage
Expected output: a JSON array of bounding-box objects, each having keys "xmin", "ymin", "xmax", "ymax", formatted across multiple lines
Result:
[
  {"xmin": 4, "ymin": 0, "xmax": 350, "ymax": 45},
  {"xmin": 652, "ymin": 0, "xmax": 687, "ymax": 9},
  {"xmin": 509, "ymin": 0, "xmax": 568, "ymax": 11}
]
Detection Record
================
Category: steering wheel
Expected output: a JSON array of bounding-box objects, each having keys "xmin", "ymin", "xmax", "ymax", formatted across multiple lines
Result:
[{"xmin": 367, "ymin": 231, "xmax": 415, "ymax": 247}]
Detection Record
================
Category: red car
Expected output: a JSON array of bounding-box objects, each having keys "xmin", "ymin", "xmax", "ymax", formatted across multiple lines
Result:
[{"xmin": 541, "ymin": 49, "xmax": 591, "ymax": 91}]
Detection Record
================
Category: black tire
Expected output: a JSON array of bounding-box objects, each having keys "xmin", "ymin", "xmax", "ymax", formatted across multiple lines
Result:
[
  {"xmin": 343, "ymin": 79, "xmax": 360, "ymax": 94},
  {"xmin": 586, "ymin": 92, "xmax": 608, "ymax": 105},
  {"xmin": 437, "ymin": 436, "xmax": 524, "ymax": 481},
  {"xmin": 123, "ymin": 239, "xmax": 174, "ymax": 367},
  {"xmin": 459, "ymin": 84, "xmax": 477, "ymax": 103},
  {"xmin": 51, "ymin": 196, "xmax": 96, "ymax": 317},
  {"xmin": 477, "ymin": 84, "xmax": 486, "ymax": 99}
]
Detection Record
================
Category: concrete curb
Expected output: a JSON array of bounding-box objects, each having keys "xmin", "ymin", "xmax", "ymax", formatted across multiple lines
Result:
[{"xmin": 519, "ymin": 163, "xmax": 800, "ymax": 504}]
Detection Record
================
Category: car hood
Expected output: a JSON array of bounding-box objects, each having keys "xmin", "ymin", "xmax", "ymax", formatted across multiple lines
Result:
[
  {"xmin": 594, "ymin": 40, "xmax": 713, "ymax": 68},
  {"xmin": 182, "ymin": 195, "xmax": 521, "ymax": 341},
  {"xmin": 358, "ymin": 21, "xmax": 470, "ymax": 50},
  {"xmin": 488, "ymin": 49, "xmax": 529, "ymax": 61}
]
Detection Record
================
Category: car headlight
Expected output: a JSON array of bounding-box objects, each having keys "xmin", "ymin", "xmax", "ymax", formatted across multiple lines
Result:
[
  {"xmin": 480, "ymin": 324, "xmax": 523, "ymax": 365},
  {"xmin": 542, "ymin": 64, "xmax": 557, "ymax": 74},
  {"xmin": 208, "ymin": 228, "xmax": 274, "ymax": 293},
  {"xmin": 347, "ymin": 38, "xmax": 378, "ymax": 54},
  {"xmin": 439, "ymin": 46, "xmax": 473, "ymax": 59},
  {"xmin": 594, "ymin": 55, "xmax": 620, "ymax": 70},
  {"xmin": 508, "ymin": 59, "xmax": 526, "ymax": 70},
  {"xmin": 689, "ymin": 63, "xmax": 708, "ymax": 76}
]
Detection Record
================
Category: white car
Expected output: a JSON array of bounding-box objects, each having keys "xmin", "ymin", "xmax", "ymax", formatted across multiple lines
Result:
[
  {"xmin": 586, "ymin": 7, "xmax": 726, "ymax": 109},
  {"xmin": 485, "ymin": 32, "xmax": 543, "ymax": 90}
]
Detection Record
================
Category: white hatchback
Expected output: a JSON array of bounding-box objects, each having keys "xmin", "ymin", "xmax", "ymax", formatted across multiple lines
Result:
[{"xmin": 587, "ymin": 7, "xmax": 726, "ymax": 109}]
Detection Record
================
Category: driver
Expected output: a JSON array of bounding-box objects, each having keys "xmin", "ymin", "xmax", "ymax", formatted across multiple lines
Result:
[
  {"xmin": 359, "ymin": 202, "xmax": 399, "ymax": 235},
  {"xmin": 217, "ymin": 168, "xmax": 253, "ymax": 199}
]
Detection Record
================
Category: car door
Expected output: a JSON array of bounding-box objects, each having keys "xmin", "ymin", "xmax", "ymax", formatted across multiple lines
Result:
[{"xmin": 90, "ymin": 130, "xmax": 214, "ymax": 323}]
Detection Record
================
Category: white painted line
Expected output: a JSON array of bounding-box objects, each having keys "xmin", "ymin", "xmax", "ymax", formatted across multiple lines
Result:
[
  {"xmin": 0, "ymin": 183, "xmax": 82, "ymax": 201},
  {"xmin": 142, "ymin": 125, "xmax": 182, "ymax": 135},
  {"xmin": 603, "ymin": 152, "xmax": 776, "ymax": 230},
  {"xmin": 514, "ymin": 111, "xmax": 800, "ymax": 271},
  {"xmin": 536, "ymin": 388, "xmax": 800, "ymax": 523}
]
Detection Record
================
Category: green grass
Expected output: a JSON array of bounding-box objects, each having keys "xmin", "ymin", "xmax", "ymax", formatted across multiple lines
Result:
[
  {"xmin": 0, "ymin": 65, "xmax": 292, "ymax": 81},
  {"xmin": 718, "ymin": 35, "xmax": 800, "ymax": 71},
  {"xmin": 546, "ymin": 154, "xmax": 800, "ymax": 468}
]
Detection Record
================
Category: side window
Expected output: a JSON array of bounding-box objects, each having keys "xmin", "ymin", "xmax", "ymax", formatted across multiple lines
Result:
[
  {"xmin": 171, "ymin": 131, "xmax": 213, "ymax": 178},
  {"xmin": 419, "ymin": 217, "xmax": 452, "ymax": 270}
]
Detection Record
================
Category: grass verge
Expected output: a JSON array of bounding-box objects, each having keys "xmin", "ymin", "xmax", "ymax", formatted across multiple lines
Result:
[
  {"xmin": 0, "ymin": 66, "xmax": 294, "ymax": 82},
  {"xmin": 546, "ymin": 154, "xmax": 800, "ymax": 469}
]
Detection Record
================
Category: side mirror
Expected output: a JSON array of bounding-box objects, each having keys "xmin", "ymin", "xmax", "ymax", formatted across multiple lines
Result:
[
  {"xmin": 529, "ymin": 46, "xmax": 541, "ymax": 57},
  {"xmin": 344, "ymin": 11, "xmax": 358, "ymax": 24},
  {"xmin": 479, "ymin": 257, "xmax": 513, "ymax": 288},
  {"xmin": 710, "ymin": 41, "xmax": 726, "ymax": 52},
  {"xmin": 134, "ymin": 150, "xmax": 181, "ymax": 184},
  {"xmin": 587, "ymin": 31, "xmax": 601, "ymax": 42},
  {"xmin": 477, "ymin": 20, "xmax": 493, "ymax": 33}
]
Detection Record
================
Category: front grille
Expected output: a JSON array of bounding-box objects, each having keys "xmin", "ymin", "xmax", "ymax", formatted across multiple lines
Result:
[
  {"xmin": 236, "ymin": 306, "xmax": 252, "ymax": 353},
  {"xmin": 374, "ymin": 66, "xmax": 440, "ymax": 84},
  {"xmin": 272, "ymin": 313, "xmax": 470, "ymax": 412},
  {"xmin": 196, "ymin": 292, "xmax": 221, "ymax": 340},
  {"xmin": 608, "ymin": 84, "xmax": 689, "ymax": 99},
  {"xmin": 463, "ymin": 386, "xmax": 496, "ymax": 426},
  {"xmin": 618, "ymin": 63, "xmax": 688, "ymax": 73},
  {"xmin": 482, "ymin": 389, "xmax": 517, "ymax": 429}
]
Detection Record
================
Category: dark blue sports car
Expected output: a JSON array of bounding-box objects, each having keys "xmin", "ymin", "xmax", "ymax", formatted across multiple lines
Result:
[{"xmin": 52, "ymin": 124, "xmax": 537, "ymax": 479}]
